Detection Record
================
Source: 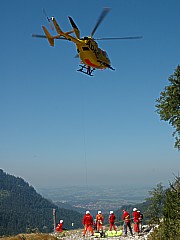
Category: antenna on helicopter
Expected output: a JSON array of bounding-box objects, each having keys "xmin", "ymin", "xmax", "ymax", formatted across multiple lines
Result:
[{"xmin": 42, "ymin": 8, "xmax": 54, "ymax": 31}]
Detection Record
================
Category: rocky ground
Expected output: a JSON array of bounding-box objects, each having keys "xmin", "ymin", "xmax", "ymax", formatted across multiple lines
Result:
[
  {"xmin": 52, "ymin": 231, "xmax": 148, "ymax": 240},
  {"xmin": 1, "ymin": 225, "xmax": 154, "ymax": 240},
  {"xmin": 51, "ymin": 224, "xmax": 154, "ymax": 240}
]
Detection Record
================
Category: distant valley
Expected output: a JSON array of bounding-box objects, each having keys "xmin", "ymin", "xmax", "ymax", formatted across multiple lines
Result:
[{"xmin": 38, "ymin": 185, "xmax": 150, "ymax": 215}]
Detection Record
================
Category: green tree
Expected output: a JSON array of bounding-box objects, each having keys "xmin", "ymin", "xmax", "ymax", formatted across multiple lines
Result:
[
  {"xmin": 156, "ymin": 65, "xmax": 180, "ymax": 150},
  {"xmin": 146, "ymin": 176, "xmax": 180, "ymax": 240},
  {"xmin": 162, "ymin": 175, "xmax": 180, "ymax": 239},
  {"xmin": 145, "ymin": 183, "xmax": 165, "ymax": 225}
]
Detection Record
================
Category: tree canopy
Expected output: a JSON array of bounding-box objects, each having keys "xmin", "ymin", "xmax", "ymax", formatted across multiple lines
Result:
[
  {"xmin": 145, "ymin": 183, "xmax": 165, "ymax": 225},
  {"xmin": 147, "ymin": 176, "xmax": 180, "ymax": 240},
  {"xmin": 156, "ymin": 65, "xmax": 180, "ymax": 150}
]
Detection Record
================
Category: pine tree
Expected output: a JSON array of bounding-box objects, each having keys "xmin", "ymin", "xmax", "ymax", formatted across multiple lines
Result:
[
  {"xmin": 147, "ymin": 176, "xmax": 180, "ymax": 240},
  {"xmin": 145, "ymin": 183, "xmax": 165, "ymax": 225},
  {"xmin": 162, "ymin": 176, "xmax": 180, "ymax": 239}
]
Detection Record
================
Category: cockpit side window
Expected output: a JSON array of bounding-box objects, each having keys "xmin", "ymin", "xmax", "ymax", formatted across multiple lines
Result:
[
  {"xmin": 98, "ymin": 48, "xmax": 108, "ymax": 58},
  {"xmin": 82, "ymin": 47, "xmax": 89, "ymax": 51},
  {"xmin": 98, "ymin": 48, "xmax": 101, "ymax": 54},
  {"xmin": 102, "ymin": 51, "xmax": 106, "ymax": 57}
]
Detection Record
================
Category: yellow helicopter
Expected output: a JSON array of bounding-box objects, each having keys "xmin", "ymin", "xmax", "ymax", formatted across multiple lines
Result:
[{"xmin": 33, "ymin": 8, "xmax": 142, "ymax": 76}]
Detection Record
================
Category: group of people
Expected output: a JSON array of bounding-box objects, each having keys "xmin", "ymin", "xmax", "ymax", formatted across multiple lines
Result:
[
  {"xmin": 56, "ymin": 208, "xmax": 143, "ymax": 237},
  {"xmin": 82, "ymin": 210, "xmax": 117, "ymax": 237},
  {"xmin": 122, "ymin": 208, "xmax": 143, "ymax": 237}
]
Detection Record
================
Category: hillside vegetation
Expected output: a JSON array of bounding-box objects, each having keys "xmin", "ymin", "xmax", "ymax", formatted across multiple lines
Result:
[
  {"xmin": 146, "ymin": 176, "xmax": 180, "ymax": 240},
  {"xmin": 0, "ymin": 169, "xmax": 83, "ymax": 236}
]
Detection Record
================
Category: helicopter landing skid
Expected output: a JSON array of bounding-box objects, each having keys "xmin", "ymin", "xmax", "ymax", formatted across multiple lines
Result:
[{"xmin": 77, "ymin": 65, "xmax": 95, "ymax": 76}]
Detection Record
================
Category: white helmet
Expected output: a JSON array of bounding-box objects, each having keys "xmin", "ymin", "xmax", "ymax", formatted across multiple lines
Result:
[
  {"xmin": 110, "ymin": 211, "xmax": 113, "ymax": 214},
  {"xmin": 86, "ymin": 210, "xmax": 90, "ymax": 214},
  {"xmin": 133, "ymin": 208, "xmax": 137, "ymax": 211},
  {"xmin": 98, "ymin": 211, "xmax": 101, "ymax": 214},
  {"xmin": 60, "ymin": 220, "xmax": 63, "ymax": 223}
]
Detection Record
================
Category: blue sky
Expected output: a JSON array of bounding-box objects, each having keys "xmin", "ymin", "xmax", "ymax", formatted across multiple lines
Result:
[{"xmin": 0, "ymin": 0, "xmax": 179, "ymax": 189}]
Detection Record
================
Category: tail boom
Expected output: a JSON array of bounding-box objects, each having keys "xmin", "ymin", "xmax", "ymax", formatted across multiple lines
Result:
[
  {"xmin": 51, "ymin": 17, "xmax": 80, "ymax": 44},
  {"xmin": 51, "ymin": 17, "xmax": 63, "ymax": 34}
]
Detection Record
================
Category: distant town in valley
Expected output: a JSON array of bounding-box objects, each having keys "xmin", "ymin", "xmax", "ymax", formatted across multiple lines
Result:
[{"xmin": 38, "ymin": 185, "xmax": 151, "ymax": 214}]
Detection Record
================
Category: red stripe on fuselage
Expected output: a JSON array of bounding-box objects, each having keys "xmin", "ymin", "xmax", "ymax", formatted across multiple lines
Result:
[{"xmin": 85, "ymin": 59, "xmax": 98, "ymax": 68}]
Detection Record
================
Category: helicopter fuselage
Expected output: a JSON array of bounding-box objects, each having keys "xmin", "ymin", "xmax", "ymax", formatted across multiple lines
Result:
[
  {"xmin": 76, "ymin": 38, "xmax": 110, "ymax": 69},
  {"xmin": 46, "ymin": 16, "xmax": 112, "ymax": 70},
  {"xmin": 33, "ymin": 15, "xmax": 115, "ymax": 75},
  {"xmin": 33, "ymin": 9, "xmax": 141, "ymax": 75}
]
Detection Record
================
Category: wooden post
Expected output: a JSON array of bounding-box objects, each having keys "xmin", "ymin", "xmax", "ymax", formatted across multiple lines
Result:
[{"xmin": 53, "ymin": 208, "xmax": 56, "ymax": 232}]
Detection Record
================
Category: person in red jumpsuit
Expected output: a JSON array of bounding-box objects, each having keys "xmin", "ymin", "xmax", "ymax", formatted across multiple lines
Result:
[
  {"xmin": 109, "ymin": 211, "xmax": 117, "ymax": 231},
  {"xmin": 56, "ymin": 219, "xmax": 63, "ymax": 232},
  {"xmin": 122, "ymin": 209, "xmax": 133, "ymax": 236},
  {"xmin": 132, "ymin": 208, "xmax": 140, "ymax": 233},
  {"xmin": 137, "ymin": 210, "xmax": 143, "ymax": 232},
  {"xmin": 96, "ymin": 210, "xmax": 104, "ymax": 232},
  {"xmin": 82, "ymin": 210, "xmax": 94, "ymax": 237}
]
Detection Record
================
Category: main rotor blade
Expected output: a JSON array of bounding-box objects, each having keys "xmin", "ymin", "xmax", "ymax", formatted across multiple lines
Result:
[
  {"xmin": 93, "ymin": 36, "xmax": 143, "ymax": 40},
  {"xmin": 68, "ymin": 16, "xmax": 80, "ymax": 39},
  {"xmin": 32, "ymin": 34, "xmax": 47, "ymax": 38},
  {"xmin": 91, "ymin": 7, "xmax": 111, "ymax": 37}
]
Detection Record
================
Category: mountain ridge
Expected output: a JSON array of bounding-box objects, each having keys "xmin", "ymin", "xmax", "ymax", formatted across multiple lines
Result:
[{"xmin": 0, "ymin": 169, "xmax": 83, "ymax": 236}]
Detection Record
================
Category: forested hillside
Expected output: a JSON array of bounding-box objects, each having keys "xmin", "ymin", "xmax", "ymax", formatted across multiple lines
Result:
[
  {"xmin": 0, "ymin": 169, "xmax": 83, "ymax": 236},
  {"xmin": 115, "ymin": 200, "xmax": 150, "ymax": 224}
]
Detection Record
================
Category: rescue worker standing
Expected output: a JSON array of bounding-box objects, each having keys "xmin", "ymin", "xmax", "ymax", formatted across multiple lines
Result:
[
  {"xmin": 132, "ymin": 208, "xmax": 140, "ymax": 234},
  {"xmin": 109, "ymin": 211, "xmax": 117, "ymax": 231},
  {"xmin": 96, "ymin": 210, "xmax": 104, "ymax": 232},
  {"xmin": 137, "ymin": 210, "xmax": 143, "ymax": 232},
  {"xmin": 93, "ymin": 219, "xmax": 97, "ymax": 231},
  {"xmin": 56, "ymin": 220, "xmax": 63, "ymax": 232},
  {"xmin": 82, "ymin": 210, "xmax": 94, "ymax": 237},
  {"xmin": 122, "ymin": 210, "xmax": 133, "ymax": 236}
]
